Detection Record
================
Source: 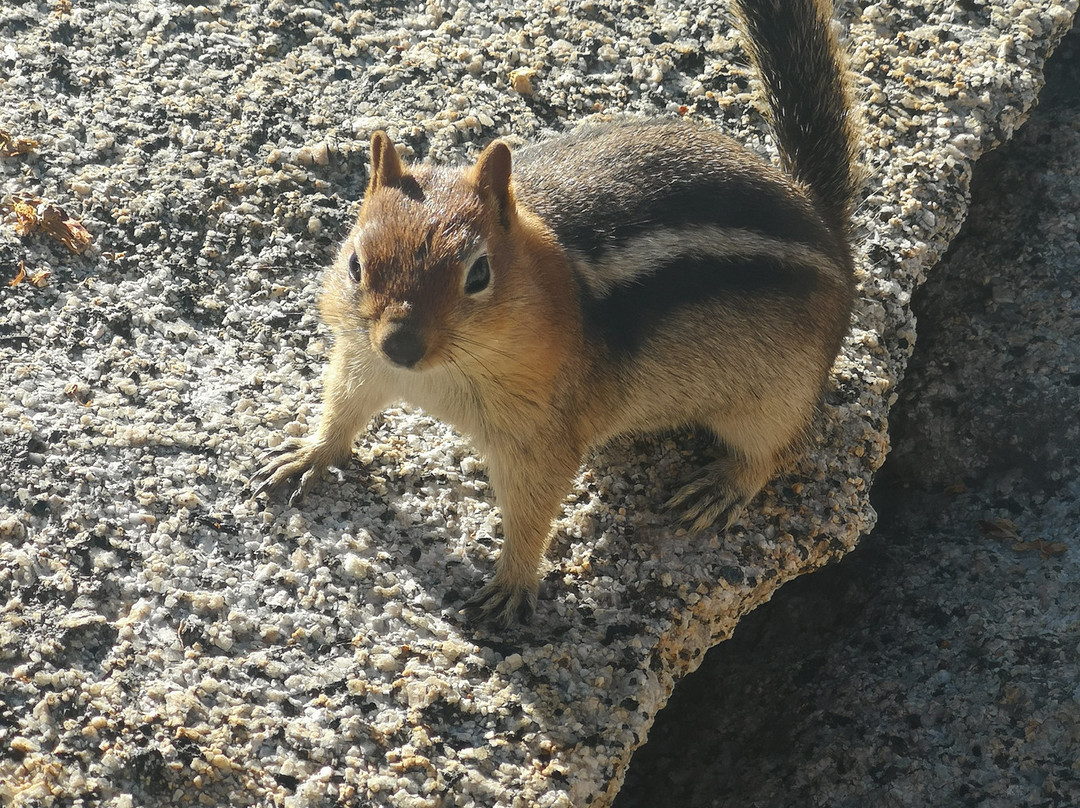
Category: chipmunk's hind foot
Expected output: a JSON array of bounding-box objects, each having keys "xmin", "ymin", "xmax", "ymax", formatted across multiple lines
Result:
[
  {"xmin": 666, "ymin": 460, "xmax": 751, "ymax": 533},
  {"xmin": 666, "ymin": 442, "xmax": 780, "ymax": 533}
]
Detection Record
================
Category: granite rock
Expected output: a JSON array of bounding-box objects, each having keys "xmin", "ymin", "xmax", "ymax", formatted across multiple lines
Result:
[{"xmin": 0, "ymin": 1, "xmax": 1076, "ymax": 806}]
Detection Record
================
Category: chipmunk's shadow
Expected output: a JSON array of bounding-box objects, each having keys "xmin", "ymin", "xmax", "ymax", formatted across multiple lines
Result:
[
  {"xmin": 543, "ymin": 419, "xmax": 835, "ymax": 576},
  {"xmin": 273, "ymin": 411, "xmax": 827, "ymax": 641},
  {"xmin": 510, "ymin": 427, "xmax": 713, "ymax": 599}
]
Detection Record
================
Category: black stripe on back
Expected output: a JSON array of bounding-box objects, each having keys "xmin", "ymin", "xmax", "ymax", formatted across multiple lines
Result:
[
  {"xmin": 579, "ymin": 253, "xmax": 819, "ymax": 357},
  {"xmin": 554, "ymin": 178, "xmax": 828, "ymax": 262}
]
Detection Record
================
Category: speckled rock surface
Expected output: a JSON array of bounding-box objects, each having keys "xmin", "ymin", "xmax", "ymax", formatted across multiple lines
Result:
[
  {"xmin": 615, "ymin": 27, "xmax": 1080, "ymax": 806},
  {"xmin": 0, "ymin": 1, "xmax": 1075, "ymax": 806}
]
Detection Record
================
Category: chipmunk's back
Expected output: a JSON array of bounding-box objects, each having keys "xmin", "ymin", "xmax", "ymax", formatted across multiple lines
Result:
[
  {"xmin": 511, "ymin": 119, "xmax": 852, "ymax": 360},
  {"xmin": 513, "ymin": 120, "xmax": 835, "ymax": 257}
]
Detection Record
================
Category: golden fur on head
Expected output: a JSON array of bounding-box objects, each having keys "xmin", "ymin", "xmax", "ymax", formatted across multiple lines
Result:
[{"xmin": 319, "ymin": 133, "xmax": 582, "ymax": 431}]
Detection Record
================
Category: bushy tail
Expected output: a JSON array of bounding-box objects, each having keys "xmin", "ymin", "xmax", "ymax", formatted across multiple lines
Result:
[{"xmin": 732, "ymin": 0, "xmax": 858, "ymax": 239}]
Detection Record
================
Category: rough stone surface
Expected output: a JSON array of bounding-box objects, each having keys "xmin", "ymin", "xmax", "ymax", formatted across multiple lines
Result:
[
  {"xmin": 0, "ymin": 1, "xmax": 1075, "ymax": 806},
  {"xmin": 616, "ymin": 26, "xmax": 1080, "ymax": 808}
]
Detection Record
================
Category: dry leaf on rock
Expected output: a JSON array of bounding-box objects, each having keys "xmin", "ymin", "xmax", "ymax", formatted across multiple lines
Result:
[
  {"xmin": 5, "ymin": 194, "xmax": 92, "ymax": 254},
  {"xmin": 0, "ymin": 129, "xmax": 38, "ymax": 157},
  {"xmin": 8, "ymin": 261, "xmax": 27, "ymax": 287},
  {"xmin": 1010, "ymin": 539, "xmax": 1069, "ymax": 560},
  {"xmin": 10, "ymin": 195, "xmax": 41, "ymax": 235},
  {"xmin": 39, "ymin": 203, "xmax": 92, "ymax": 253}
]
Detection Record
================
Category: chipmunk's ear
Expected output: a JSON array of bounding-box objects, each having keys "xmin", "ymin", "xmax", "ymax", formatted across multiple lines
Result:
[
  {"xmin": 474, "ymin": 140, "xmax": 514, "ymax": 226},
  {"xmin": 368, "ymin": 130, "xmax": 405, "ymax": 191}
]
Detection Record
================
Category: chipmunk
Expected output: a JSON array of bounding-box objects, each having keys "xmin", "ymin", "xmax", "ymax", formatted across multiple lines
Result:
[{"xmin": 253, "ymin": 0, "xmax": 859, "ymax": 628}]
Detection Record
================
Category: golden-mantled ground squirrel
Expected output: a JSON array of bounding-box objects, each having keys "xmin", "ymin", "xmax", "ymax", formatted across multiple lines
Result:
[{"xmin": 253, "ymin": 0, "xmax": 859, "ymax": 628}]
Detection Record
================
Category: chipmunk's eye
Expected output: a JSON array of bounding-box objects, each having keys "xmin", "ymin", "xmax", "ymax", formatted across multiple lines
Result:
[
  {"xmin": 347, "ymin": 251, "xmax": 362, "ymax": 283},
  {"xmin": 464, "ymin": 254, "xmax": 491, "ymax": 295}
]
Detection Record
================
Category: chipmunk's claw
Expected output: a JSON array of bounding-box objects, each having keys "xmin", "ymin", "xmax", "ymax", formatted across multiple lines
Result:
[
  {"xmin": 666, "ymin": 465, "xmax": 748, "ymax": 533},
  {"xmin": 250, "ymin": 438, "xmax": 328, "ymax": 504},
  {"xmin": 464, "ymin": 579, "xmax": 537, "ymax": 629}
]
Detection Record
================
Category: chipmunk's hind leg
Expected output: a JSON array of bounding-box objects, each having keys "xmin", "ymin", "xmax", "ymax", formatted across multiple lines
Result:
[{"xmin": 666, "ymin": 411, "xmax": 808, "ymax": 533}]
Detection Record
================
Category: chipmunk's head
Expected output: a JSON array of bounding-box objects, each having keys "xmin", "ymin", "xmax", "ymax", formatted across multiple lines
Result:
[{"xmin": 322, "ymin": 130, "xmax": 525, "ymax": 372}]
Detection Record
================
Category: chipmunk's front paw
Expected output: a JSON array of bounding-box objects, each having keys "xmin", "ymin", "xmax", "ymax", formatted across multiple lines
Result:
[
  {"xmin": 250, "ymin": 438, "xmax": 336, "ymax": 506},
  {"xmin": 464, "ymin": 577, "xmax": 537, "ymax": 629}
]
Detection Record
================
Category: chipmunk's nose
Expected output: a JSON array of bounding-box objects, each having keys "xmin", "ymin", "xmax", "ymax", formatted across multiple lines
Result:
[{"xmin": 380, "ymin": 320, "xmax": 427, "ymax": 368}]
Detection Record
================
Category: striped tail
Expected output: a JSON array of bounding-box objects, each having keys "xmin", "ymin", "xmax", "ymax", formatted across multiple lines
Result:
[{"xmin": 732, "ymin": 0, "xmax": 859, "ymax": 240}]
